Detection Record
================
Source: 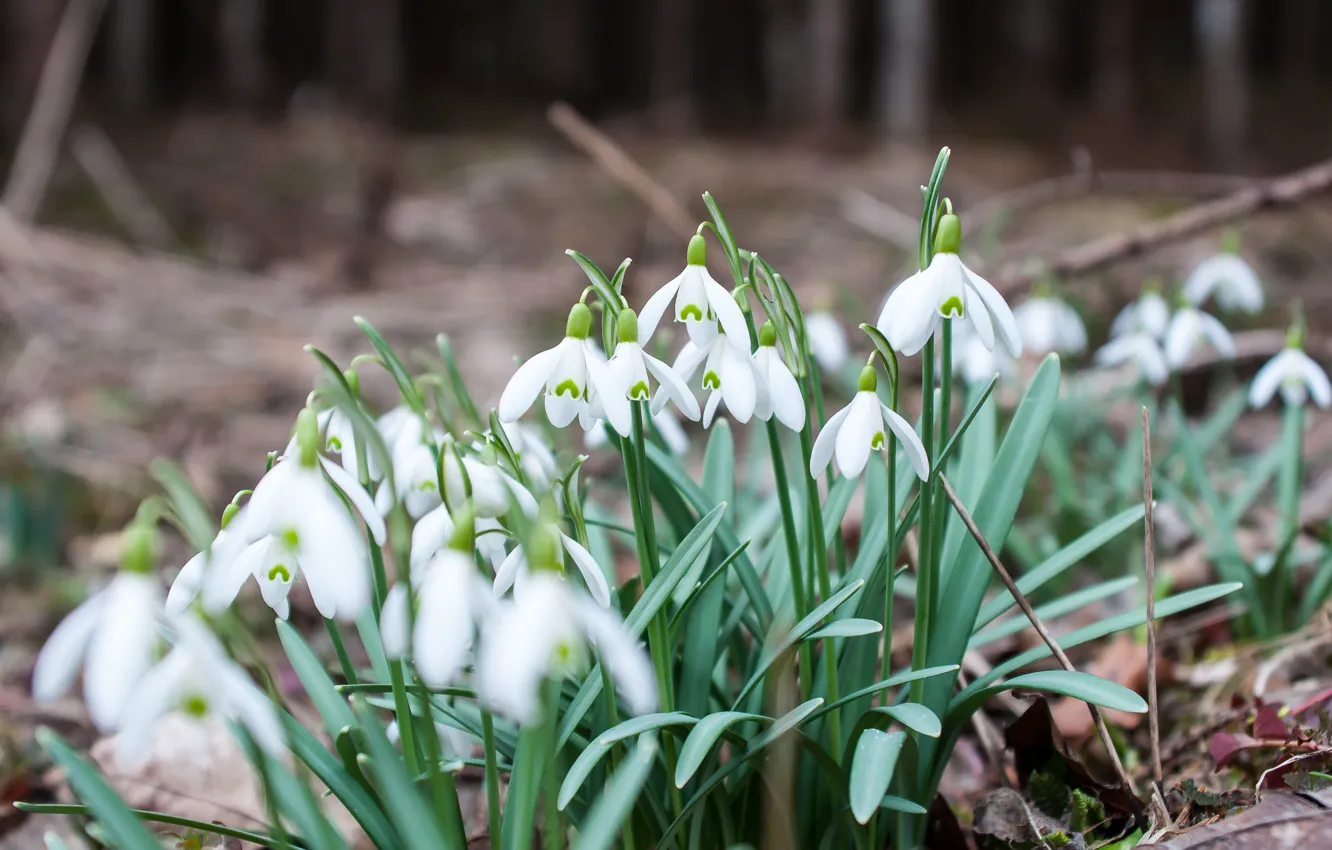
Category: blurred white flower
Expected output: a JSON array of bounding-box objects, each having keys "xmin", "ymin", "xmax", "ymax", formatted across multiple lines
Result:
[
  {"xmin": 492, "ymin": 531, "xmax": 612, "ymax": 608},
  {"xmin": 809, "ymin": 366, "xmax": 929, "ymax": 481},
  {"xmin": 803, "ymin": 311, "xmax": 849, "ymax": 371},
  {"xmin": 1250, "ymin": 347, "xmax": 1331, "ymax": 409},
  {"xmin": 498, "ymin": 421, "xmax": 559, "ymax": 493},
  {"xmin": 637, "ymin": 234, "xmax": 749, "ymax": 348},
  {"xmin": 1163, "ymin": 306, "xmax": 1235, "ymax": 370},
  {"xmin": 585, "ymin": 407, "xmax": 690, "ymax": 455},
  {"xmin": 1183, "ymin": 252, "xmax": 1263, "ymax": 314},
  {"xmin": 951, "ymin": 322, "xmax": 1016, "ymax": 385},
  {"xmin": 498, "ymin": 303, "xmax": 630, "ymax": 436},
  {"xmin": 381, "ymin": 548, "xmax": 493, "ymax": 689},
  {"xmin": 753, "ymin": 322, "xmax": 807, "ymax": 431},
  {"xmin": 115, "ymin": 614, "xmax": 283, "ymax": 769},
  {"xmin": 1012, "ymin": 296, "xmax": 1086, "ymax": 356},
  {"xmin": 373, "ymin": 414, "xmax": 443, "ymax": 519},
  {"xmin": 664, "ymin": 331, "xmax": 770, "ymax": 428},
  {"xmin": 33, "ymin": 570, "xmax": 161, "ymax": 732},
  {"xmin": 476, "ymin": 571, "xmax": 655, "ymax": 725},
  {"xmin": 440, "ymin": 438, "xmax": 538, "ymax": 519},
  {"xmin": 607, "ymin": 309, "xmax": 701, "ymax": 422},
  {"xmin": 1094, "ymin": 333, "xmax": 1169, "ymax": 386},
  {"xmin": 1110, "ymin": 290, "xmax": 1170, "ymax": 340}
]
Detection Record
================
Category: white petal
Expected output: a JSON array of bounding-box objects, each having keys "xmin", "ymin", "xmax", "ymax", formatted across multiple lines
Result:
[
  {"xmin": 652, "ymin": 409, "xmax": 690, "ymax": 455},
  {"xmin": 881, "ymin": 404, "xmax": 930, "ymax": 480},
  {"xmin": 380, "ymin": 583, "xmax": 411, "ymax": 659},
  {"xmin": 165, "ymin": 549, "xmax": 209, "ymax": 617},
  {"xmin": 1139, "ymin": 292, "xmax": 1170, "ymax": 339},
  {"xmin": 637, "ymin": 275, "xmax": 683, "ymax": 343},
  {"xmin": 561, "ymin": 533, "xmax": 611, "ymax": 607},
  {"xmin": 32, "ymin": 591, "xmax": 106, "ymax": 703},
  {"xmin": 1197, "ymin": 312, "xmax": 1236, "ymax": 359},
  {"xmin": 320, "ymin": 457, "xmax": 387, "ymax": 545},
  {"xmin": 809, "ymin": 402, "xmax": 853, "ymax": 476},
  {"xmin": 963, "ymin": 290, "xmax": 995, "ymax": 351},
  {"xmin": 113, "ymin": 649, "xmax": 192, "ymax": 769},
  {"xmin": 503, "ymin": 474, "xmax": 540, "ymax": 519},
  {"xmin": 411, "ymin": 504, "xmax": 455, "ymax": 574},
  {"xmin": 414, "ymin": 556, "xmax": 476, "ymax": 688},
  {"xmin": 86, "ymin": 574, "xmax": 162, "ymax": 731},
  {"xmin": 587, "ymin": 354, "xmax": 633, "ymax": 437},
  {"xmin": 465, "ymin": 460, "xmax": 511, "ymax": 517},
  {"xmin": 702, "ymin": 390, "xmax": 722, "ymax": 429},
  {"xmin": 1249, "ymin": 349, "xmax": 1290, "ymax": 409},
  {"xmin": 703, "ymin": 272, "xmax": 751, "ymax": 350},
  {"xmin": 202, "ymin": 536, "xmax": 271, "ymax": 613},
  {"xmin": 575, "ymin": 598, "xmax": 657, "ymax": 716},
  {"xmin": 671, "ymin": 340, "xmax": 709, "ymax": 383},
  {"xmin": 643, "ymin": 351, "xmax": 701, "ymax": 421},
  {"xmin": 288, "ymin": 472, "xmax": 371, "ymax": 621},
  {"xmin": 719, "ymin": 342, "xmax": 757, "ymax": 423},
  {"xmin": 877, "ymin": 270, "xmax": 940, "ymax": 357},
  {"xmin": 493, "ymin": 546, "xmax": 527, "ymax": 598},
  {"xmin": 1163, "ymin": 310, "xmax": 1200, "ymax": 369},
  {"xmin": 804, "ymin": 312, "xmax": 848, "ymax": 370},
  {"xmin": 962, "ymin": 263, "xmax": 1022, "ymax": 357},
  {"xmin": 216, "ymin": 660, "xmax": 285, "ymax": 758},
  {"xmin": 1295, "ymin": 350, "xmax": 1332, "ymax": 408},
  {"xmin": 498, "ymin": 346, "xmax": 561, "ymax": 423},
  {"xmin": 833, "ymin": 392, "xmax": 880, "ymax": 479},
  {"xmin": 255, "ymin": 547, "xmax": 297, "ymax": 615}
]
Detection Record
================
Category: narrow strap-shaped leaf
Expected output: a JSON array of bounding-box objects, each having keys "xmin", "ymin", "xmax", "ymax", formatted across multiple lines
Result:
[
  {"xmin": 877, "ymin": 795, "xmax": 928, "ymax": 815},
  {"xmin": 572, "ymin": 733, "xmax": 659, "ymax": 850},
  {"xmin": 948, "ymin": 670, "xmax": 1147, "ymax": 743},
  {"xmin": 149, "ymin": 459, "xmax": 215, "ymax": 554},
  {"xmin": 805, "ymin": 618, "xmax": 882, "ymax": 641},
  {"xmin": 436, "ymin": 333, "xmax": 482, "ymax": 429},
  {"xmin": 350, "ymin": 698, "xmax": 454, "ymax": 850},
  {"xmin": 970, "ymin": 576, "xmax": 1139, "ymax": 649},
  {"xmin": 872, "ymin": 703, "xmax": 941, "ymax": 738},
  {"xmin": 354, "ymin": 316, "xmax": 426, "ymax": 415},
  {"xmin": 675, "ymin": 712, "xmax": 770, "ymax": 788},
  {"xmin": 558, "ymin": 713, "xmax": 696, "ymax": 810},
  {"xmin": 850, "ymin": 729, "xmax": 907, "ymax": 824},
  {"xmin": 35, "ymin": 728, "xmax": 160, "ymax": 849},
  {"xmin": 284, "ymin": 716, "xmax": 399, "ymax": 849},
  {"xmin": 810, "ymin": 664, "xmax": 959, "ymax": 722},
  {"xmin": 565, "ymin": 250, "xmax": 626, "ymax": 314},
  {"xmin": 16, "ymin": 802, "xmax": 287, "ymax": 848},
  {"xmin": 278, "ymin": 619, "xmax": 356, "ymax": 737}
]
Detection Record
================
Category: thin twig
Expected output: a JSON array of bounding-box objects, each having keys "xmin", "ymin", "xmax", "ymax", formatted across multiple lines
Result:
[
  {"xmin": 70, "ymin": 124, "xmax": 180, "ymax": 250},
  {"xmin": 937, "ymin": 473, "xmax": 1139, "ymax": 803},
  {"xmin": 1141, "ymin": 407, "xmax": 1170, "ymax": 828}
]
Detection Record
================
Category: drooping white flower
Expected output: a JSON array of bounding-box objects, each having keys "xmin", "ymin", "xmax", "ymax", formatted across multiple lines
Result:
[
  {"xmin": 498, "ymin": 421, "xmax": 559, "ymax": 493},
  {"xmin": 1012, "ymin": 295, "xmax": 1087, "ymax": 356},
  {"xmin": 1250, "ymin": 343, "xmax": 1331, "ymax": 409},
  {"xmin": 804, "ymin": 311, "xmax": 849, "ymax": 371},
  {"xmin": 753, "ymin": 321, "xmax": 807, "ymax": 431},
  {"xmin": 809, "ymin": 366, "xmax": 930, "ymax": 480},
  {"xmin": 876, "ymin": 212, "xmax": 1022, "ymax": 358},
  {"xmin": 606, "ymin": 308, "xmax": 701, "ymax": 422},
  {"xmin": 476, "ymin": 570, "xmax": 655, "ymax": 726},
  {"xmin": 441, "ymin": 436, "xmax": 538, "ymax": 519},
  {"xmin": 115, "ymin": 613, "xmax": 284, "ymax": 768},
  {"xmin": 664, "ymin": 328, "xmax": 771, "ymax": 428},
  {"xmin": 492, "ymin": 530, "xmax": 613, "ymax": 608},
  {"xmin": 1109, "ymin": 289, "xmax": 1170, "ymax": 340},
  {"xmin": 372, "ymin": 414, "xmax": 443, "ymax": 519},
  {"xmin": 205, "ymin": 409, "xmax": 383, "ymax": 622},
  {"xmin": 952, "ymin": 321, "xmax": 1016, "ymax": 385},
  {"xmin": 585, "ymin": 407, "xmax": 690, "ymax": 455},
  {"xmin": 1093, "ymin": 333, "xmax": 1169, "ymax": 386},
  {"xmin": 637, "ymin": 234, "xmax": 750, "ymax": 349},
  {"xmin": 1163, "ymin": 305, "xmax": 1235, "ymax": 370},
  {"xmin": 499, "ymin": 302, "xmax": 632, "ymax": 436},
  {"xmin": 33, "ymin": 526, "xmax": 162, "ymax": 732},
  {"xmin": 1183, "ymin": 250, "xmax": 1263, "ymax": 314}
]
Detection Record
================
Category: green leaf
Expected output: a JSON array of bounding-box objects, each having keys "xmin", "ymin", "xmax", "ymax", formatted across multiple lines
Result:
[
  {"xmin": 566, "ymin": 250, "xmax": 627, "ymax": 314},
  {"xmin": 436, "ymin": 333, "xmax": 482, "ymax": 428},
  {"xmin": 873, "ymin": 703, "xmax": 941, "ymax": 738},
  {"xmin": 680, "ymin": 425, "xmax": 735, "ymax": 717},
  {"xmin": 951, "ymin": 671, "xmax": 1147, "ymax": 733},
  {"xmin": 277, "ymin": 619, "xmax": 356, "ymax": 738},
  {"xmin": 971, "ymin": 576, "xmax": 1140, "ymax": 650},
  {"xmin": 559, "ymin": 713, "xmax": 696, "ymax": 810},
  {"xmin": 350, "ymin": 698, "xmax": 453, "ymax": 850},
  {"xmin": 811, "ymin": 664, "xmax": 960, "ymax": 721},
  {"xmin": 35, "ymin": 729, "xmax": 159, "ymax": 849},
  {"xmin": 573, "ymin": 733, "xmax": 658, "ymax": 850},
  {"xmin": 675, "ymin": 711, "xmax": 769, "ymax": 787},
  {"xmin": 850, "ymin": 729, "xmax": 907, "ymax": 824},
  {"xmin": 354, "ymin": 316, "xmax": 426, "ymax": 414},
  {"xmin": 16, "ymin": 803, "xmax": 285, "ymax": 848},
  {"xmin": 805, "ymin": 618, "xmax": 883, "ymax": 640},
  {"xmin": 702, "ymin": 192, "xmax": 743, "ymax": 287},
  {"xmin": 149, "ymin": 459, "xmax": 215, "ymax": 554},
  {"xmin": 878, "ymin": 795, "xmax": 928, "ymax": 815},
  {"xmin": 284, "ymin": 716, "xmax": 399, "ymax": 849}
]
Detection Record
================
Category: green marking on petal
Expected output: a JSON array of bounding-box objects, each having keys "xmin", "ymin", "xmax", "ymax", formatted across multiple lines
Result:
[
  {"xmin": 417, "ymin": 479, "xmax": 437, "ymax": 492},
  {"xmin": 182, "ymin": 694, "xmax": 209, "ymax": 718},
  {"xmin": 703, "ymin": 370, "xmax": 721, "ymax": 390},
  {"xmin": 940, "ymin": 296, "xmax": 964, "ymax": 318},
  {"xmin": 554, "ymin": 379, "xmax": 582, "ymax": 399},
  {"xmin": 268, "ymin": 563, "xmax": 291, "ymax": 583},
  {"xmin": 680, "ymin": 304, "xmax": 704, "ymax": 322},
  {"xmin": 326, "ymin": 436, "xmax": 343, "ymax": 452},
  {"xmin": 630, "ymin": 380, "xmax": 650, "ymax": 400},
  {"xmin": 871, "ymin": 431, "xmax": 886, "ymax": 451},
  {"xmin": 280, "ymin": 528, "xmax": 300, "ymax": 550}
]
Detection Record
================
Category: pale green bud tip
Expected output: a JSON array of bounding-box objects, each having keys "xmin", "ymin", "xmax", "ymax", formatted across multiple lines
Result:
[
  {"xmin": 687, "ymin": 234, "xmax": 707, "ymax": 267},
  {"xmin": 295, "ymin": 408, "xmax": 320, "ymax": 467},
  {"xmin": 478, "ymin": 443, "xmax": 497, "ymax": 465},
  {"xmin": 121, "ymin": 522, "xmax": 158, "ymax": 574},
  {"xmin": 538, "ymin": 495, "xmax": 560, "ymax": 524},
  {"xmin": 566, "ymin": 303, "xmax": 593, "ymax": 340},
  {"xmin": 933, "ymin": 213, "xmax": 962, "ymax": 255},
  {"xmin": 1221, "ymin": 229, "xmax": 1240, "ymax": 255},
  {"xmin": 528, "ymin": 524, "xmax": 561, "ymax": 572},
  {"xmin": 617, "ymin": 308, "xmax": 639, "ymax": 344},
  {"xmin": 758, "ymin": 321, "xmax": 777, "ymax": 347},
  {"xmin": 220, "ymin": 502, "xmax": 240, "ymax": 530},
  {"xmin": 857, "ymin": 365, "xmax": 878, "ymax": 393},
  {"xmin": 447, "ymin": 503, "xmax": 476, "ymax": 551},
  {"xmin": 343, "ymin": 368, "xmax": 359, "ymax": 396},
  {"xmin": 1288, "ymin": 302, "xmax": 1307, "ymax": 349}
]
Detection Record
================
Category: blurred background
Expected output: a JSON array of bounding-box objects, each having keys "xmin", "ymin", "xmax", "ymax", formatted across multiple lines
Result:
[{"xmin": 0, "ymin": 0, "xmax": 1330, "ymax": 576}]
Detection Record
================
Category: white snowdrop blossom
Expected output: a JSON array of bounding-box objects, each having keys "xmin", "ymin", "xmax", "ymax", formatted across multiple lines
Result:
[
  {"xmin": 499, "ymin": 302, "xmax": 631, "ymax": 436},
  {"xmin": 637, "ymin": 233, "xmax": 750, "ymax": 349},
  {"xmin": 1109, "ymin": 289, "xmax": 1170, "ymax": 340},
  {"xmin": 752, "ymin": 321, "xmax": 807, "ymax": 431},
  {"xmin": 492, "ymin": 529, "xmax": 613, "ymax": 608},
  {"xmin": 441, "ymin": 436, "xmax": 538, "ymax": 519},
  {"xmin": 373, "ymin": 413, "xmax": 443, "ymax": 519},
  {"xmin": 1183, "ymin": 251, "xmax": 1263, "ymax": 314},
  {"xmin": 804, "ymin": 311, "xmax": 849, "ymax": 371},
  {"xmin": 876, "ymin": 212, "xmax": 1022, "ymax": 358},
  {"xmin": 115, "ymin": 614, "xmax": 284, "ymax": 769},
  {"xmin": 1250, "ymin": 342, "xmax": 1331, "ymax": 409},
  {"xmin": 664, "ymin": 328, "xmax": 771, "ymax": 428},
  {"xmin": 476, "ymin": 569, "xmax": 655, "ymax": 726},
  {"xmin": 381, "ymin": 555, "xmax": 493, "ymax": 688},
  {"xmin": 1094, "ymin": 333, "xmax": 1169, "ymax": 386},
  {"xmin": 585, "ymin": 407, "xmax": 690, "ymax": 455},
  {"xmin": 952, "ymin": 322, "xmax": 1016, "ymax": 385},
  {"xmin": 607, "ymin": 308, "xmax": 701, "ymax": 421},
  {"xmin": 1163, "ymin": 305, "xmax": 1236, "ymax": 371},
  {"xmin": 33, "ymin": 525, "xmax": 162, "ymax": 732},
  {"xmin": 498, "ymin": 421, "xmax": 559, "ymax": 493},
  {"xmin": 809, "ymin": 366, "xmax": 930, "ymax": 481},
  {"xmin": 1012, "ymin": 295, "xmax": 1087, "ymax": 356},
  {"xmin": 205, "ymin": 409, "xmax": 383, "ymax": 622}
]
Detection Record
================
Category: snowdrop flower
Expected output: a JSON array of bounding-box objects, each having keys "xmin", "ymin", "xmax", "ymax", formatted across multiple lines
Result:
[
  {"xmin": 753, "ymin": 322, "xmax": 807, "ymax": 431},
  {"xmin": 499, "ymin": 303, "xmax": 631, "ymax": 436},
  {"xmin": 205, "ymin": 408, "xmax": 383, "ymax": 622},
  {"xmin": 876, "ymin": 211, "xmax": 1022, "ymax": 358},
  {"xmin": 1183, "ymin": 241, "xmax": 1263, "ymax": 313},
  {"xmin": 115, "ymin": 613, "xmax": 283, "ymax": 768},
  {"xmin": 1250, "ymin": 324, "xmax": 1331, "ymax": 409},
  {"xmin": 607, "ymin": 308, "xmax": 701, "ymax": 421},
  {"xmin": 1012, "ymin": 292, "xmax": 1087, "ymax": 356},
  {"xmin": 498, "ymin": 421, "xmax": 559, "ymax": 492},
  {"xmin": 804, "ymin": 310, "xmax": 849, "ymax": 371},
  {"xmin": 167, "ymin": 525, "xmax": 301, "ymax": 621},
  {"xmin": 664, "ymin": 326, "xmax": 771, "ymax": 428},
  {"xmin": 952, "ymin": 322, "xmax": 1016, "ymax": 385},
  {"xmin": 33, "ymin": 522, "xmax": 163, "ymax": 732},
  {"xmin": 809, "ymin": 365, "xmax": 930, "ymax": 481},
  {"xmin": 320, "ymin": 405, "xmax": 376, "ymax": 483},
  {"xmin": 1163, "ymin": 304, "xmax": 1235, "ymax": 371},
  {"xmin": 441, "ymin": 436, "xmax": 538, "ymax": 519},
  {"xmin": 637, "ymin": 233, "xmax": 750, "ymax": 348},
  {"xmin": 476, "ymin": 528, "xmax": 654, "ymax": 725},
  {"xmin": 381, "ymin": 506, "xmax": 494, "ymax": 688},
  {"xmin": 1109, "ymin": 288, "xmax": 1170, "ymax": 340},
  {"xmin": 492, "ymin": 502, "xmax": 612, "ymax": 607},
  {"xmin": 585, "ymin": 407, "xmax": 690, "ymax": 455},
  {"xmin": 1093, "ymin": 333, "xmax": 1169, "ymax": 386},
  {"xmin": 371, "ymin": 413, "xmax": 443, "ymax": 519},
  {"xmin": 409, "ymin": 501, "xmax": 509, "ymax": 576}
]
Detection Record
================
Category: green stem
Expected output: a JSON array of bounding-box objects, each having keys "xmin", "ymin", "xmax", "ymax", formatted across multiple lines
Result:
[
  {"xmin": 883, "ymin": 391, "xmax": 898, "ymax": 705},
  {"xmin": 799, "ymin": 424, "xmax": 842, "ymax": 756},
  {"xmin": 542, "ymin": 677, "xmax": 564, "ymax": 850},
  {"xmin": 911, "ymin": 336, "xmax": 936, "ymax": 706},
  {"xmin": 323, "ymin": 619, "xmax": 358, "ymax": 685},
  {"xmin": 371, "ymin": 530, "xmax": 424, "ymax": 776},
  {"xmin": 16, "ymin": 803, "xmax": 300, "ymax": 848},
  {"xmin": 767, "ymin": 419, "xmax": 814, "ymax": 698},
  {"xmin": 934, "ymin": 319, "xmax": 954, "ymax": 556},
  {"xmin": 1275, "ymin": 401, "xmax": 1305, "ymax": 633},
  {"xmin": 416, "ymin": 684, "xmax": 468, "ymax": 848},
  {"xmin": 482, "ymin": 710, "xmax": 504, "ymax": 847}
]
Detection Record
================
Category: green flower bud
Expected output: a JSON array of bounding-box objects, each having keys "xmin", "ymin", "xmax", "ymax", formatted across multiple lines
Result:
[
  {"xmin": 343, "ymin": 368, "xmax": 360, "ymax": 397},
  {"xmin": 528, "ymin": 523, "xmax": 561, "ymax": 573},
  {"xmin": 121, "ymin": 521, "xmax": 158, "ymax": 575},
  {"xmin": 566, "ymin": 303, "xmax": 593, "ymax": 340},
  {"xmin": 295, "ymin": 407, "xmax": 320, "ymax": 468},
  {"xmin": 1287, "ymin": 301, "xmax": 1307, "ymax": 349},
  {"xmin": 447, "ymin": 502, "xmax": 476, "ymax": 552},
  {"xmin": 758, "ymin": 321, "xmax": 777, "ymax": 347},
  {"xmin": 857, "ymin": 365, "xmax": 878, "ymax": 393},
  {"xmin": 220, "ymin": 502, "xmax": 240, "ymax": 530},
  {"xmin": 1221, "ymin": 228, "xmax": 1240, "ymax": 255},
  {"xmin": 617, "ymin": 308, "xmax": 639, "ymax": 344},
  {"xmin": 687, "ymin": 234, "xmax": 707, "ymax": 267},
  {"xmin": 933, "ymin": 213, "xmax": 961, "ymax": 256}
]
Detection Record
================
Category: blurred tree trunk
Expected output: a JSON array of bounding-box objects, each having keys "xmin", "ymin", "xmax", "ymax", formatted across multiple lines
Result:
[
  {"xmin": 878, "ymin": 0, "xmax": 933, "ymax": 141},
  {"xmin": 1280, "ymin": 0, "xmax": 1319, "ymax": 84},
  {"xmin": 1195, "ymin": 0, "xmax": 1247, "ymax": 169},
  {"xmin": 810, "ymin": 0, "xmax": 848, "ymax": 140},
  {"xmin": 652, "ymin": 0, "xmax": 693, "ymax": 131},
  {"xmin": 1006, "ymin": 0, "xmax": 1058, "ymax": 124},
  {"xmin": 325, "ymin": 0, "xmax": 402, "ymax": 117},
  {"xmin": 2, "ymin": 0, "xmax": 66, "ymax": 134},
  {"xmin": 1095, "ymin": 0, "xmax": 1134, "ymax": 117},
  {"xmin": 517, "ymin": 0, "xmax": 590, "ymax": 99},
  {"xmin": 219, "ymin": 0, "xmax": 265, "ymax": 107},
  {"xmin": 763, "ymin": 0, "xmax": 806, "ymax": 125},
  {"xmin": 110, "ymin": 0, "xmax": 154, "ymax": 109}
]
